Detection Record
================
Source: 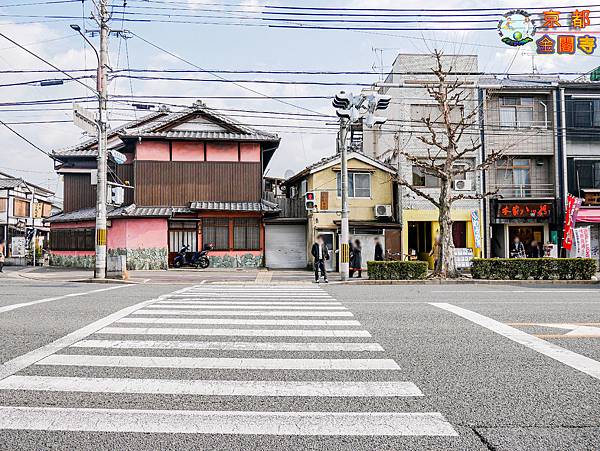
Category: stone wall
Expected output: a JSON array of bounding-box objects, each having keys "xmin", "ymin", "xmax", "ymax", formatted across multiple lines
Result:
[
  {"xmin": 208, "ymin": 253, "xmax": 263, "ymax": 268},
  {"xmin": 108, "ymin": 247, "xmax": 168, "ymax": 270}
]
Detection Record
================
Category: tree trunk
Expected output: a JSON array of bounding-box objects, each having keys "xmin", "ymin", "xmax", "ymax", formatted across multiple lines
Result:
[{"xmin": 436, "ymin": 180, "xmax": 459, "ymax": 278}]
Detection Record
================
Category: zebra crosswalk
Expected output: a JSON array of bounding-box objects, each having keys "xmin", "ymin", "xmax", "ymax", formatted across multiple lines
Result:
[{"xmin": 0, "ymin": 284, "xmax": 457, "ymax": 440}]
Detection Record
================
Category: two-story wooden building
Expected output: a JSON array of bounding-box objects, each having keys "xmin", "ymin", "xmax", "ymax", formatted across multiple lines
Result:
[{"xmin": 49, "ymin": 102, "xmax": 280, "ymax": 269}]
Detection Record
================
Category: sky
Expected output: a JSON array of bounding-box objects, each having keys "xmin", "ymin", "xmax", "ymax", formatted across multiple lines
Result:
[{"xmin": 0, "ymin": 0, "xmax": 599, "ymax": 202}]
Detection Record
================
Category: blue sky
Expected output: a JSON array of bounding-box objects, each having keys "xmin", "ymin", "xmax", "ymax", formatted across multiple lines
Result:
[{"xmin": 0, "ymin": 0, "xmax": 598, "ymax": 198}]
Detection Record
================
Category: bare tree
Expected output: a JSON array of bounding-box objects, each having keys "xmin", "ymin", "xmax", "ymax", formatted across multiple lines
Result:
[{"xmin": 386, "ymin": 51, "xmax": 506, "ymax": 278}]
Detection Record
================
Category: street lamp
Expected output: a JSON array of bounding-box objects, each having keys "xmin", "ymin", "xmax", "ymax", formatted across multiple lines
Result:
[
  {"xmin": 333, "ymin": 91, "xmax": 390, "ymax": 281},
  {"xmin": 69, "ymin": 13, "xmax": 109, "ymax": 279}
]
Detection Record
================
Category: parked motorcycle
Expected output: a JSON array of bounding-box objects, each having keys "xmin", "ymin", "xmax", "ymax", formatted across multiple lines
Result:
[{"xmin": 173, "ymin": 244, "xmax": 212, "ymax": 269}]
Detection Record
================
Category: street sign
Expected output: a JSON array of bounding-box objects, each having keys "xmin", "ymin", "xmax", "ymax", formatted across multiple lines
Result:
[
  {"xmin": 73, "ymin": 103, "xmax": 97, "ymax": 135},
  {"xmin": 110, "ymin": 149, "xmax": 127, "ymax": 165}
]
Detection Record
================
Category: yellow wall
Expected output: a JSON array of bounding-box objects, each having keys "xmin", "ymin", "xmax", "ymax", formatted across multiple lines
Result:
[
  {"xmin": 402, "ymin": 209, "xmax": 483, "ymax": 268},
  {"xmin": 305, "ymin": 158, "xmax": 395, "ymax": 262}
]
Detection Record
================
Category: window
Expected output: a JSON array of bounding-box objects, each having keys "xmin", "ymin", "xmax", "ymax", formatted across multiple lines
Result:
[
  {"xmin": 568, "ymin": 100, "xmax": 600, "ymax": 128},
  {"xmin": 202, "ymin": 218, "xmax": 229, "ymax": 250},
  {"xmin": 50, "ymin": 228, "xmax": 94, "ymax": 251},
  {"xmin": 499, "ymin": 97, "xmax": 535, "ymax": 127},
  {"xmin": 13, "ymin": 199, "xmax": 30, "ymax": 217},
  {"xmin": 233, "ymin": 218, "xmax": 260, "ymax": 250},
  {"xmin": 169, "ymin": 221, "xmax": 197, "ymax": 253},
  {"xmin": 496, "ymin": 159, "xmax": 531, "ymax": 197},
  {"xmin": 299, "ymin": 179, "xmax": 308, "ymax": 197},
  {"xmin": 574, "ymin": 160, "xmax": 600, "ymax": 189},
  {"xmin": 411, "ymin": 166, "xmax": 440, "ymax": 188},
  {"xmin": 0, "ymin": 198, "xmax": 6, "ymax": 213},
  {"xmin": 336, "ymin": 172, "xmax": 371, "ymax": 198}
]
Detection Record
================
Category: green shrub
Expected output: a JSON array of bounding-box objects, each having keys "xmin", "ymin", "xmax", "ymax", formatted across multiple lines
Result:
[
  {"xmin": 471, "ymin": 258, "xmax": 597, "ymax": 281},
  {"xmin": 367, "ymin": 260, "xmax": 428, "ymax": 280}
]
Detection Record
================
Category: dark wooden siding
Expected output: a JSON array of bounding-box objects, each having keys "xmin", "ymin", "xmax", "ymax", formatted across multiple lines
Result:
[
  {"xmin": 134, "ymin": 161, "xmax": 262, "ymax": 206},
  {"xmin": 63, "ymin": 174, "xmax": 96, "ymax": 212}
]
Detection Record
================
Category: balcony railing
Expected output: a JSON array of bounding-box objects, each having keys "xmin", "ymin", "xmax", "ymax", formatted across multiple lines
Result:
[
  {"xmin": 264, "ymin": 192, "xmax": 307, "ymax": 218},
  {"xmin": 492, "ymin": 184, "xmax": 554, "ymax": 198}
]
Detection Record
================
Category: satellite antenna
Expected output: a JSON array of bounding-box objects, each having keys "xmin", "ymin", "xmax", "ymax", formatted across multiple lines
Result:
[{"xmin": 284, "ymin": 169, "xmax": 295, "ymax": 180}]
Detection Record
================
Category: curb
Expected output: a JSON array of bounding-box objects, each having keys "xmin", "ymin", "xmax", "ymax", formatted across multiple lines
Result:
[{"xmin": 328, "ymin": 279, "xmax": 600, "ymax": 286}]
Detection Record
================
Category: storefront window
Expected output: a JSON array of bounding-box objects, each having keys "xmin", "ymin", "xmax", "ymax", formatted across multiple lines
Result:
[
  {"xmin": 233, "ymin": 218, "xmax": 260, "ymax": 250},
  {"xmin": 202, "ymin": 218, "xmax": 229, "ymax": 250}
]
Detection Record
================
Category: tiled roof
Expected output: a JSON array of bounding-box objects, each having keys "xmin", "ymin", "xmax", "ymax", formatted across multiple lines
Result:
[
  {"xmin": 120, "ymin": 130, "xmax": 279, "ymax": 142},
  {"xmin": 479, "ymin": 76, "xmax": 558, "ymax": 89},
  {"xmin": 53, "ymin": 111, "xmax": 168, "ymax": 157},
  {"xmin": 0, "ymin": 178, "xmax": 23, "ymax": 189},
  {"xmin": 48, "ymin": 207, "xmax": 96, "ymax": 223},
  {"xmin": 54, "ymin": 102, "xmax": 279, "ymax": 158},
  {"xmin": 190, "ymin": 200, "xmax": 279, "ymax": 212}
]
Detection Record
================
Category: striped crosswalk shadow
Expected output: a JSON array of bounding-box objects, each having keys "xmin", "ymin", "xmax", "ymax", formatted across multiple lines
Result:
[{"xmin": 0, "ymin": 284, "xmax": 457, "ymax": 438}]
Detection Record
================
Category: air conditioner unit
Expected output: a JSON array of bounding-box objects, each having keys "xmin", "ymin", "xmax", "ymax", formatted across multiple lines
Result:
[
  {"xmin": 453, "ymin": 179, "xmax": 472, "ymax": 191},
  {"xmin": 375, "ymin": 204, "xmax": 392, "ymax": 217}
]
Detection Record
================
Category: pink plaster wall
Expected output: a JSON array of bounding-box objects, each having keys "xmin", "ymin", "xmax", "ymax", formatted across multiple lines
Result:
[
  {"xmin": 206, "ymin": 143, "xmax": 238, "ymax": 162},
  {"xmin": 107, "ymin": 218, "xmax": 167, "ymax": 249},
  {"xmin": 172, "ymin": 141, "xmax": 204, "ymax": 161},
  {"xmin": 239, "ymin": 143, "xmax": 260, "ymax": 162},
  {"xmin": 136, "ymin": 141, "xmax": 170, "ymax": 161}
]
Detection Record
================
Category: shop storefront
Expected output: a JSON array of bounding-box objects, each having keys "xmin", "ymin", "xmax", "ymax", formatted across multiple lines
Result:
[
  {"xmin": 490, "ymin": 200, "xmax": 557, "ymax": 258},
  {"xmin": 571, "ymin": 208, "xmax": 600, "ymax": 265}
]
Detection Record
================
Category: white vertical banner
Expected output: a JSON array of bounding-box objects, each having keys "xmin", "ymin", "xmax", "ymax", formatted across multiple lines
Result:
[{"xmin": 574, "ymin": 227, "xmax": 591, "ymax": 258}]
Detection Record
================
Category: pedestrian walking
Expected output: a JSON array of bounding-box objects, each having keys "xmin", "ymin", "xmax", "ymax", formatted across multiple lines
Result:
[
  {"xmin": 311, "ymin": 234, "xmax": 329, "ymax": 283},
  {"xmin": 510, "ymin": 236, "xmax": 526, "ymax": 258},
  {"xmin": 374, "ymin": 236, "xmax": 384, "ymax": 261},
  {"xmin": 351, "ymin": 239, "xmax": 362, "ymax": 278},
  {"xmin": 430, "ymin": 234, "xmax": 441, "ymax": 269},
  {"xmin": 0, "ymin": 238, "xmax": 5, "ymax": 273}
]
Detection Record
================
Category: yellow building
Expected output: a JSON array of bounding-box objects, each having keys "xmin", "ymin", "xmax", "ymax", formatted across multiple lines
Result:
[
  {"xmin": 403, "ymin": 209, "xmax": 483, "ymax": 269},
  {"xmin": 285, "ymin": 152, "xmax": 401, "ymax": 270}
]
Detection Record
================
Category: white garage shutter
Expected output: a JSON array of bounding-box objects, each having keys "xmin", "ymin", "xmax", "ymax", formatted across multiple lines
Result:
[{"xmin": 265, "ymin": 224, "xmax": 307, "ymax": 269}]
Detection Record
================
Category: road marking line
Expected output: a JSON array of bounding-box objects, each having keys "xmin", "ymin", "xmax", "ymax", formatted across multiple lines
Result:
[
  {"xmin": 132, "ymin": 310, "xmax": 354, "ymax": 317},
  {"xmin": 96, "ymin": 327, "xmax": 372, "ymax": 337},
  {"xmin": 431, "ymin": 289, "xmax": 599, "ymax": 294},
  {"xmin": 71, "ymin": 339, "xmax": 385, "ymax": 352},
  {"xmin": 0, "ymin": 376, "xmax": 419, "ymax": 397},
  {"xmin": 534, "ymin": 334, "xmax": 600, "ymax": 339},
  {"xmin": 149, "ymin": 304, "xmax": 346, "ymax": 309},
  {"xmin": 0, "ymin": 285, "xmax": 132, "ymax": 314},
  {"xmin": 117, "ymin": 318, "xmax": 362, "ymax": 326},
  {"xmin": 507, "ymin": 323, "xmax": 600, "ymax": 327},
  {"xmin": 36, "ymin": 354, "xmax": 401, "ymax": 370},
  {"xmin": 0, "ymin": 407, "xmax": 457, "ymax": 436},
  {"xmin": 154, "ymin": 301, "xmax": 344, "ymax": 306},
  {"xmin": 0, "ymin": 295, "xmax": 165, "ymax": 381},
  {"xmin": 431, "ymin": 303, "xmax": 600, "ymax": 381}
]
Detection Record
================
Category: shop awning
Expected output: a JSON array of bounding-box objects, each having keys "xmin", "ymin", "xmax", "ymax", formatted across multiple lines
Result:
[{"xmin": 577, "ymin": 208, "xmax": 600, "ymax": 223}]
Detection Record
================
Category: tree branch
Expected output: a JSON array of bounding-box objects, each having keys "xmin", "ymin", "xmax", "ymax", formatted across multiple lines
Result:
[{"xmin": 396, "ymin": 178, "xmax": 441, "ymax": 209}]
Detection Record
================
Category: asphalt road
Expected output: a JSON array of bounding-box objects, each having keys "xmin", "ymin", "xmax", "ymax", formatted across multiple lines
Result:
[{"xmin": 0, "ymin": 277, "xmax": 598, "ymax": 450}]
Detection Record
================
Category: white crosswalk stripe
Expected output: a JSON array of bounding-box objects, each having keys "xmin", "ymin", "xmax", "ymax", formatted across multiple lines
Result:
[{"xmin": 0, "ymin": 284, "xmax": 457, "ymax": 438}]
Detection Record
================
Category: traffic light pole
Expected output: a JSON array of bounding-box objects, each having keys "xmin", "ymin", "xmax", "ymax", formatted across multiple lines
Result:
[
  {"xmin": 339, "ymin": 118, "xmax": 350, "ymax": 281},
  {"xmin": 95, "ymin": 0, "xmax": 109, "ymax": 279}
]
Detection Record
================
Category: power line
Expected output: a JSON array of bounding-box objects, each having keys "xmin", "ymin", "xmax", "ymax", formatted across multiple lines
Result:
[{"xmin": 0, "ymin": 118, "xmax": 55, "ymax": 160}]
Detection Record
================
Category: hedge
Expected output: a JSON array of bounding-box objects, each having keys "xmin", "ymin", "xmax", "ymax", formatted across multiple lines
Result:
[
  {"xmin": 471, "ymin": 258, "xmax": 597, "ymax": 280},
  {"xmin": 367, "ymin": 261, "xmax": 428, "ymax": 280}
]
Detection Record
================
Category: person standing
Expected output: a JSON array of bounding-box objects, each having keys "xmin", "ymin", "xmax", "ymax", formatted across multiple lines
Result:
[
  {"xmin": 510, "ymin": 236, "xmax": 526, "ymax": 258},
  {"xmin": 0, "ymin": 238, "xmax": 5, "ymax": 273},
  {"xmin": 351, "ymin": 239, "xmax": 363, "ymax": 278},
  {"xmin": 348, "ymin": 240, "xmax": 355, "ymax": 278},
  {"xmin": 311, "ymin": 234, "xmax": 329, "ymax": 283},
  {"xmin": 430, "ymin": 234, "xmax": 441, "ymax": 269},
  {"xmin": 529, "ymin": 240, "xmax": 541, "ymax": 258},
  {"xmin": 374, "ymin": 236, "xmax": 384, "ymax": 261}
]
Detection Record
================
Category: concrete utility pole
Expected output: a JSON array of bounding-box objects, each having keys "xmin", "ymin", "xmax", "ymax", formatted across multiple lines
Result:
[
  {"xmin": 95, "ymin": 0, "xmax": 109, "ymax": 279},
  {"xmin": 338, "ymin": 119, "xmax": 350, "ymax": 281}
]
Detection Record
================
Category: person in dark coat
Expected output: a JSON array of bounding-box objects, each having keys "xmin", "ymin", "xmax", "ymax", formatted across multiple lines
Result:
[
  {"xmin": 348, "ymin": 240, "xmax": 355, "ymax": 278},
  {"xmin": 529, "ymin": 240, "xmax": 541, "ymax": 258},
  {"xmin": 351, "ymin": 239, "xmax": 363, "ymax": 278},
  {"xmin": 310, "ymin": 234, "xmax": 329, "ymax": 283},
  {"xmin": 374, "ymin": 236, "xmax": 384, "ymax": 261}
]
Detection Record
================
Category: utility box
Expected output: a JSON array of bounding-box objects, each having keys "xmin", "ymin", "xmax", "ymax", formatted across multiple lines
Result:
[{"xmin": 107, "ymin": 255, "xmax": 128, "ymax": 280}]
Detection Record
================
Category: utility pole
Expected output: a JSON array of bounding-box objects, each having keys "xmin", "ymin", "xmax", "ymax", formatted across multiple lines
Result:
[
  {"xmin": 95, "ymin": 0, "xmax": 109, "ymax": 279},
  {"xmin": 339, "ymin": 118, "xmax": 350, "ymax": 281}
]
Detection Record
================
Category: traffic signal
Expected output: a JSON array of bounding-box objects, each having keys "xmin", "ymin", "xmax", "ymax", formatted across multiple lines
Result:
[{"xmin": 305, "ymin": 192, "xmax": 316, "ymax": 210}]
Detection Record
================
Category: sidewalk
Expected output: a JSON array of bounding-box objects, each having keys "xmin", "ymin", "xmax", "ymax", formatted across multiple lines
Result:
[{"xmin": 3, "ymin": 265, "xmax": 599, "ymax": 286}]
